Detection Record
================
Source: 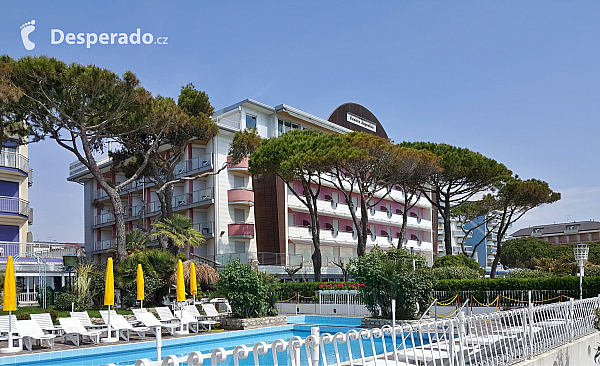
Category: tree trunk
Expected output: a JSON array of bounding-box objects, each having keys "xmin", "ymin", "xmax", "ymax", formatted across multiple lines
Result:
[
  {"xmin": 357, "ymin": 200, "xmax": 369, "ymax": 256},
  {"xmin": 443, "ymin": 197, "xmax": 453, "ymax": 255},
  {"xmin": 397, "ymin": 207, "xmax": 408, "ymax": 249},
  {"xmin": 104, "ymin": 188, "xmax": 127, "ymax": 262},
  {"xmin": 490, "ymin": 239, "xmax": 502, "ymax": 278},
  {"xmin": 308, "ymin": 194, "xmax": 322, "ymax": 282}
]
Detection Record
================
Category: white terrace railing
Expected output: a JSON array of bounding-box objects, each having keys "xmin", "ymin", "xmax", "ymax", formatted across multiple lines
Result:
[
  {"xmin": 0, "ymin": 242, "xmax": 78, "ymax": 259},
  {"xmin": 124, "ymin": 296, "xmax": 600, "ymax": 366}
]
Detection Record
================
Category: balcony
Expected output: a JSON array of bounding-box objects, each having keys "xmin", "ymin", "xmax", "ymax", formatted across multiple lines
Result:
[
  {"xmin": 28, "ymin": 169, "xmax": 33, "ymax": 186},
  {"xmin": 95, "ymin": 188, "xmax": 109, "ymax": 200},
  {"xmin": 227, "ymin": 188, "xmax": 254, "ymax": 206},
  {"xmin": 228, "ymin": 223, "xmax": 255, "ymax": 239},
  {"xmin": 173, "ymin": 188, "xmax": 214, "ymax": 210},
  {"xmin": 0, "ymin": 242, "xmax": 78, "ymax": 260},
  {"xmin": 227, "ymin": 156, "xmax": 250, "ymax": 173},
  {"xmin": 215, "ymin": 252, "xmax": 303, "ymax": 267},
  {"xmin": 0, "ymin": 196, "xmax": 30, "ymax": 217},
  {"xmin": 28, "ymin": 208, "xmax": 33, "ymax": 225},
  {"xmin": 94, "ymin": 239, "xmax": 116, "ymax": 252},
  {"xmin": 213, "ymin": 116, "xmax": 240, "ymax": 131},
  {"xmin": 174, "ymin": 153, "xmax": 213, "ymax": 176},
  {"xmin": 193, "ymin": 221, "xmax": 214, "ymax": 238},
  {"xmin": 94, "ymin": 212, "xmax": 114, "ymax": 226},
  {"xmin": 0, "ymin": 151, "xmax": 29, "ymax": 174}
]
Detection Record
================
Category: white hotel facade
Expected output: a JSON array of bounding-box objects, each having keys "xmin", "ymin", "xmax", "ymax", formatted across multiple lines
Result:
[{"xmin": 68, "ymin": 100, "xmax": 435, "ymax": 280}]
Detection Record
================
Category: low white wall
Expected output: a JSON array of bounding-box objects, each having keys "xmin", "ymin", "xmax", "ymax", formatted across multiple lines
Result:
[
  {"xmin": 276, "ymin": 302, "xmax": 370, "ymax": 316},
  {"xmin": 516, "ymin": 332, "xmax": 600, "ymax": 366}
]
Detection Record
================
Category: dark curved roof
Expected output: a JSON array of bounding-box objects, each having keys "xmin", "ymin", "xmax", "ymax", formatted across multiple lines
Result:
[{"xmin": 327, "ymin": 103, "xmax": 388, "ymax": 138}]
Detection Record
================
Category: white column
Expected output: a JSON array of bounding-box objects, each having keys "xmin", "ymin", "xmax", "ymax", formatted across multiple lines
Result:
[{"xmin": 61, "ymin": 274, "xmax": 66, "ymax": 287}]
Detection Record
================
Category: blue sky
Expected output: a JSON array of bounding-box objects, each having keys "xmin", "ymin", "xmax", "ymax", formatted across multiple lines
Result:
[{"xmin": 1, "ymin": 1, "xmax": 599, "ymax": 242}]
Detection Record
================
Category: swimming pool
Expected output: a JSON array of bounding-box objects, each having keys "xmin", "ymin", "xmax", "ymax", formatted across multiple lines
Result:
[
  {"xmin": 0, "ymin": 323, "xmax": 428, "ymax": 366},
  {"xmin": 286, "ymin": 315, "xmax": 363, "ymax": 327}
]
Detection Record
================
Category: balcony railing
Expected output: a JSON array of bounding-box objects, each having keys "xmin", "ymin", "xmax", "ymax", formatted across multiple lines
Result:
[
  {"xmin": 94, "ymin": 239, "xmax": 116, "ymax": 252},
  {"xmin": 0, "ymin": 151, "xmax": 29, "ymax": 172},
  {"xmin": 28, "ymin": 169, "xmax": 33, "ymax": 186},
  {"xmin": 0, "ymin": 242, "xmax": 78, "ymax": 259},
  {"xmin": 28, "ymin": 208, "xmax": 33, "ymax": 225},
  {"xmin": 173, "ymin": 187, "xmax": 214, "ymax": 209},
  {"xmin": 94, "ymin": 212, "xmax": 114, "ymax": 225},
  {"xmin": 227, "ymin": 188, "xmax": 254, "ymax": 206},
  {"xmin": 228, "ymin": 223, "xmax": 255, "ymax": 238},
  {"xmin": 227, "ymin": 156, "xmax": 249, "ymax": 172},
  {"xmin": 174, "ymin": 153, "xmax": 213, "ymax": 176},
  {"xmin": 193, "ymin": 221, "xmax": 214, "ymax": 238},
  {"xmin": 215, "ymin": 252, "xmax": 303, "ymax": 267},
  {"xmin": 0, "ymin": 196, "xmax": 29, "ymax": 216},
  {"xmin": 213, "ymin": 116, "xmax": 240, "ymax": 131}
]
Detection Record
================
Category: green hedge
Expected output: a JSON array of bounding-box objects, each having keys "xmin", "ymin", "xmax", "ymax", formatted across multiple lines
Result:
[
  {"xmin": 434, "ymin": 276, "xmax": 600, "ymax": 299},
  {"xmin": 278, "ymin": 282, "xmax": 360, "ymax": 303}
]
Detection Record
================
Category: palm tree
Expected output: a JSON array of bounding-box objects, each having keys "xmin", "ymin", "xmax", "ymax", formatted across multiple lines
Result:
[
  {"xmin": 126, "ymin": 229, "xmax": 150, "ymax": 254},
  {"xmin": 152, "ymin": 214, "xmax": 205, "ymax": 255}
]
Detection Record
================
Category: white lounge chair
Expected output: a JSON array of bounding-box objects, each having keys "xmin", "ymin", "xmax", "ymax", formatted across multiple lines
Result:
[
  {"xmin": 135, "ymin": 312, "xmax": 180, "ymax": 336},
  {"xmin": 30, "ymin": 313, "xmax": 63, "ymax": 335},
  {"xmin": 201, "ymin": 303, "xmax": 224, "ymax": 320},
  {"xmin": 70, "ymin": 311, "xmax": 107, "ymax": 331},
  {"xmin": 155, "ymin": 307, "xmax": 181, "ymax": 324},
  {"xmin": 16, "ymin": 320, "xmax": 56, "ymax": 351},
  {"xmin": 175, "ymin": 308, "xmax": 200, "ymax": 333},
  {"xmin": 99, "ymin": 311, "xmax": 149, "ymax": 341},
  {"xmin": 0, "ymin": 315, "xmax": 23, "ymax": 348},
  {"xmin": 59, "ymin": 318, "xmax": 103, "ymax": 346},
  {"xmin": 184, "ymin": 305, "xmax": 218, "ymax": 331}
]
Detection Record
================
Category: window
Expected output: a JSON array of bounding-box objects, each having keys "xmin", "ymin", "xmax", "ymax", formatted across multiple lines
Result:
[
  {"xmin": 234, "ymin": 241, "xmax": 246, "ymax": 253},
  {"xmin": 234, "ymin": 208, "xmax": 245, "ymax": 223},
  {"xmin": 277, "ymin": 119, "xmax": 301, "ymax": 136},
  {"xmin": 246, "ymin": 114, "xmax": 257, "ymax": 129},
  {"xmin": 233, "ymin": 175, "xmax": 245, "ymax": 188}
]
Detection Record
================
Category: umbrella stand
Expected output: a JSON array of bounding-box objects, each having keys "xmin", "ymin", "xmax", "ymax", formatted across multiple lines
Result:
[
  {"xmin": 0, "ymin": 311, "xmax": 21, "ymax": 353},
  {"xmin": 101, "ymin": 305, "xmax": 118, "ymax": 343},
  {"xmin": 175, "ymin": 302, "xmax": 189, "ymax": 335}
]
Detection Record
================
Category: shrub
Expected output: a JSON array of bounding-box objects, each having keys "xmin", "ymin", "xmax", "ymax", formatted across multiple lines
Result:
[
  {"xmin": 350, "ymin": 248, "xmax": 433, "ymax": 320},
  {"xmin": 433, "ymin": 254, "xmax": 485, "ymax": 275},
  {"xmin": 585, "ymin": 265, "xmax": 600, "ymax": 277},
  {"xmin": 505, "ymin": 269, "xmax": 555, "ymax": 278},
  {"xmin": 54, "ymin": 293, "xmax": 77, "ymax": 311},
  {"xmin": 215, "ymin": 259, "xmax": 276, "ymax": 318},
  {"xmin": 429, "ymin": 266, "xmax": 481, "ymax": 280}
]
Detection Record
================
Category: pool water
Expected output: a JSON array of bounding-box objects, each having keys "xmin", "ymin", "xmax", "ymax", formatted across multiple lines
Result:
[
  {"xmin": 286, "ymin": 316, "xmax": 363, "ymax": 328},
  {"xmin": 0, "ymin": 321, "xmax": 428, "ymax": 366}
]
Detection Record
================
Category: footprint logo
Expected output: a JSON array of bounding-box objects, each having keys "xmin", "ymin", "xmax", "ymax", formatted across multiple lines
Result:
[{"xmin": 20, "ymin": 20, "xmax": 36, "ymax": 51}]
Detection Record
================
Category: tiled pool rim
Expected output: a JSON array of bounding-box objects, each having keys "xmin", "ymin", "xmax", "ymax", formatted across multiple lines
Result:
[{"xmin": 0, "ymin": 325, "xmax": 297, "ymax": 365}]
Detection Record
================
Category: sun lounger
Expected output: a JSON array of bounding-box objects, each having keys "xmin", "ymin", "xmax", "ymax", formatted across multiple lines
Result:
[
  {"xmin": 16, "ymin": 320, "xmax": 55, "ymax": 351},
  {"xmin": 174, "ymin": 309, "xmax": 200, "ymax": 333},
  {"xmin": 99, "ymin": 311, "xmax": 149, "ymax": 341},
  {"xmin": 201, "ymin": 303, "xmax": 224, "ymax": 320},
  {"xmin": 59, "ymin": 317, "xmax": 103, "ymax": 346},
  {"xmin": 155, "ymin": 307, "xmax": 181, "ymax": 324},
  {"xmin": 135, "ymin": 312, "xmax": 180, "ymax": 336},
  {"xmin": 0, "ymin": 315, "xmax": 23, "ymax": 348},
  {"xmin": 70, "ymin": 311, "xmax": 107, "ymax": 331},
  {"xmin": 184, "ymin": 305, "xmax": 218, "ymax": 331},
  {"xmin": 30, "ymin": 313, "xmax": 63, "ymax": 335}
]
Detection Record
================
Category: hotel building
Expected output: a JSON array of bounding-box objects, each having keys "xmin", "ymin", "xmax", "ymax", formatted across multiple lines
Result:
[
  {"xmin": 1, "ymin": 140, "xmax": 78, "ymax": 304},
  {"xmin": 68, "ymin": 101, "xmax": 435, "ymax": 280}
]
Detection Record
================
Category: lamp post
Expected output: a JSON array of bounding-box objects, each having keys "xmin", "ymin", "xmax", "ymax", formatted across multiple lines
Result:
[
  {"xmin": 573, "ymin": 243, "xmax": 589, "ymax": 300},
  {"xmin": 62, "ymin": 254, "xmax": 77, "ymax": 291}
]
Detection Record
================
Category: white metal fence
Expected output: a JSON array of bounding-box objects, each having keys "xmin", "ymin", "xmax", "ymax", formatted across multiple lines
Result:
[
  {"xmin": 277, "ymin": 290, "xmax": 371, "ymax": 316},
  {"xmin": 125, "ymin": 296, "xmax": 600, "ymax": 366}
]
